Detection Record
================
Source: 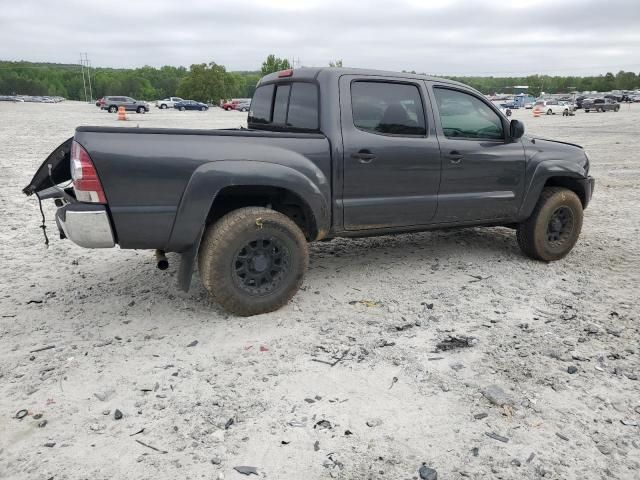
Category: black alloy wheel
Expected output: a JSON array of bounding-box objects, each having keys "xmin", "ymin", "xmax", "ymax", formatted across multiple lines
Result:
[
  {"xmin": 546, "ymin": 206, "xmax": 574, "ymax": 246},
  {"xmin": 232, "ymin": 237, "xmax": 290, "ymax": 295}
]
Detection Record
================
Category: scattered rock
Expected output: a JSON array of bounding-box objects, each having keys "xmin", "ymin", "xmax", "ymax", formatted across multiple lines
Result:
[
  {"xmin": 211, "ymin": 457, "xmax": 222, "ymax": 465},
  {"xmin": 435, "ymin": 335, "xmax": 476, "ymax": 352},
  {"xmin": 366, "ymin": 418, "xmax": 383, "ymax": 427},
  {"xmin": 314, "ymin": 440, "xmax": 320, "ymax": 451},
  {"xmin": 418, "ymin": 464, "xmax": 438, "ymax": 480},
  {"xmin": 225, "ymin": 418, "xmax": 234, "ymax": 429},
  {"xmin": 233, "ymin": 466, "xmax": 258, "ymax": 476},
  {"xmin": 304, "ymin": 398, "xmax": 315, "ymax": 403},
  {"xmin": 394, "ymin": 322, "xmax": 415, "ymax": 332},
  {"xmin": 187, "ymin": 340, "xmax": 198, "ymax": 347},
  {"xmin": 471, "ymin": 447, "xmax": 479, "ymax": 457},
  {"xmin": 114, "ymin": 409, "xmax": 123, "ymax": 420},
  {"xmin": 482, "ymin": 385, "xmax": 513, "ymax": 407},
  {"xmin": 485, "ymin": 431, "xmax": 509, "ymax": 443},
  {"xmin": 584, "ymin": 323, "xmax": 602, "ymax": 335},
  {"xmin": 597, "ymin": 443, "xmax": 612, "ymax": 455},
  {"xmin": 567, "ymin": 366, "xmax": 578, "ymax": 374},
  {"xmin": 38, "ymin": 420, "xmax": 47, "ymax": 428},
  {"xmin": 314, "ymin": 420, "xmax": 332, "ymax": 430},
  {"xmin": 556, "ymin": 432, "xmax": 569, "ymax": 441},
  {"xmin": 474, "ymin": 413, "xmax": 488, "ymax": 420},
  {"xmin": 93, "ymin": 389, "xmax": 115, "ymax": 402},
  {"xmin": 511, "ymin": 459, "xmax": 521, "ymax": 467},
  {"xmin": 43, "ymin": 442, "xmax": 55, "ymax": 448}
]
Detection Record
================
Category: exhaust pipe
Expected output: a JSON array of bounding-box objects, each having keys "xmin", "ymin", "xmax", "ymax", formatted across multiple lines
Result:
[{"xmin": 155, "ymin": 249, "xmax": 169, "ymax": 270}]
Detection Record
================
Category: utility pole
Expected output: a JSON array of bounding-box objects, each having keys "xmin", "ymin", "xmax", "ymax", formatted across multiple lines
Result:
[
  {"xmin": 79, "ymin": 53, "xmax": 93, "ymax": 103},
  {"xmin": 80, "ymin": 53, "xmax": 88, "ymax": 103},
  {"xmin": 85, "ymin": 54, "xmax": 93, "ymax": 102}
]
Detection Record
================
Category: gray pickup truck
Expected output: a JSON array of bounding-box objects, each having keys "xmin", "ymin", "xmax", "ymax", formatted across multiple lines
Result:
[{"xmin": 24, "ymin": 67, "xmax": 594, "ymax": 316}]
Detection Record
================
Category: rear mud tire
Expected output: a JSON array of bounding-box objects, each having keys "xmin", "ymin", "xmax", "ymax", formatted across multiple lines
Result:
[{"xmin": 198, "ymin": 207, "xmax": 309, "ymax": 316}]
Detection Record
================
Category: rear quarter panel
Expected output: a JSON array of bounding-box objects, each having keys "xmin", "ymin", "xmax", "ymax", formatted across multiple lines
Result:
[{"xmin": 75, "ymin": 128, "xmax": 331, "ymax": 250}]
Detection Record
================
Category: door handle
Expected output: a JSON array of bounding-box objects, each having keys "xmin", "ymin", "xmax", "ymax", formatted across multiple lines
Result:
[
  {"xmin": 351, "ymin": 150, "xmax": 376, "ymax": 163},
  {"xmin": 446, "ymin": 150, "xmax": 463, "ymax": 163}
]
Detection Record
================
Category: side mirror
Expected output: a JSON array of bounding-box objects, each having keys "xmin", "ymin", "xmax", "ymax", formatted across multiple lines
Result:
[{"xmin": 510, "ymin": 119, "xmax": 525, "ymax": 140}]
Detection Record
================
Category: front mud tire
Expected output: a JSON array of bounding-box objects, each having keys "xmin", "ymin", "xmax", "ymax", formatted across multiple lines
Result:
[
  {"xmin": 516, "ymin": 187, "xmax": 583, "ymax": 261},
  {"xmin": 198, "ymin": 207, "xmax": 309, "ymax": 316}
]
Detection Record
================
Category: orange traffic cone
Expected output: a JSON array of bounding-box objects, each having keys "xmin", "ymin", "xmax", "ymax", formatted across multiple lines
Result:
[
  {"xmin": 117, "ymin": 105, "xmax": 127, "ymax": 121},
  {"xmin": 533, "ymin": 107, "xmax": 540, "ymax": 118}
]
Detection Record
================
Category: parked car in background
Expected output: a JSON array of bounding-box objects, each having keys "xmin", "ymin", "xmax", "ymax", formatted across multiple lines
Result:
[
  {"xmin": 491, "ymin": 101, "xmax": 512, "ymax": 117},
  {"xmin": 222, "ymin": 99, "xmax": 240, "ymax": 110},
  {"xmin": 524, "ymin": 102, "xmax": 535, "ymax": 109},
  {"xmin": 558, "ymin": 101, "xmax": 576, "ymax": 115},
  {"xmin": 534, "ymin": 100, "xmax": 573, "ymax": 116},
  {"xmin": 574, "ymin": 96, "xmax": 587, "ymax": 109},
  {"xmin": 101, "ymin": 96, "xmax": 150, "ymax": 113},
  {"xmin": 222, "ymin": 99, "xmax": 251, "ymax": 111},
  {"xmin": 0, "ymin": 95, "xmax": 24, "ymax": 102},
  {"xmin": 155, "ymin": 97, "xmax": 183, "ymax": 109},
  {"xmin": 235, "ymin": 99, "xmax": 251, "ymax": 112},
  {"xmin": 174, "ymin": 100, "xmax": 209, "ymax": 111},
  {"xmin": 583, "ymin": 98, "xmax": 620, "ymax": 113}
]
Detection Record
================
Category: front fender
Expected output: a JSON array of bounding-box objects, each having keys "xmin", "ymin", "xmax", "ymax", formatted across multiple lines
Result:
[
  {"xmin": 519, "ymin": 160, "xmax": 589, "ymax": 219},
  {"xmin": 166, "ymin": 160, "xmax": 330, "ymax": 253}
]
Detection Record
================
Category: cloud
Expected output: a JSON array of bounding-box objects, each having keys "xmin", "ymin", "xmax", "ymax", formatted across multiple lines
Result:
[{"xmin": 1, "ymin": 0, "xmax": 639, "ymax": 75}]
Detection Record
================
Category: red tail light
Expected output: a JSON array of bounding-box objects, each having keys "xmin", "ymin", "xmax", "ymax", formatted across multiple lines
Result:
[
  {"xmin": 70, "ymin": 140, "xmax": 107, "ymax": 203},
  {"xmin": 278, "ymin": 69, "xmax": 293, "ymax": 77}
]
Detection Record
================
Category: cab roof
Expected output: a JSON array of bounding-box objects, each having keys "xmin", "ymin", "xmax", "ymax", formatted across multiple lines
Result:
[{"xmin": 259, "ymin": 67, "xmax": 470, "ymax": 89}]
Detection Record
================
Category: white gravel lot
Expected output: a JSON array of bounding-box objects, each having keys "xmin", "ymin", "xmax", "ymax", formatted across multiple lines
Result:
[{"xmin": 0, "ymin": 101, "xmax": 639, "ymax": 480}]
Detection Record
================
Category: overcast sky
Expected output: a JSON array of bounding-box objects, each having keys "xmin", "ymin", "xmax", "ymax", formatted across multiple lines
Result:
[{"xmin": 1, "ymin": 0, "xmax": 639, "ymax": 76}]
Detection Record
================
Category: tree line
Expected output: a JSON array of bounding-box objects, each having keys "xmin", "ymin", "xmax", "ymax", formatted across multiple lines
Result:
[{"xmin": 1, "ymin": 56, "xmax": 638, "ymax": 103}]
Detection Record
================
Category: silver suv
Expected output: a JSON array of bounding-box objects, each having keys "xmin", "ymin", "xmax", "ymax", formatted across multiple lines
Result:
[
  {"xmin": 235, "ymin": 100, "xmax": 251, "ymax": 112},
  {"xmin": 102, "ymin": 96, "xmax": 150, "ymax": 114}
]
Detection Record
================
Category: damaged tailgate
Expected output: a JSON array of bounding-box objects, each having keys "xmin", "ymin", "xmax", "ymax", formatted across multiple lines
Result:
[{"xmin": 22, "ymin": 137, "xmax": 72, "ymax": 196}]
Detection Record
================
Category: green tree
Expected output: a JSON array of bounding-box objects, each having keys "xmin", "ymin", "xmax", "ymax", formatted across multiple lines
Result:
[
  {"xmin": 177, "ymin": 62, "xmax": 228, "ymax": 103},
  {"xmin": 260, "ymin": 55, "xmax": 291, "ymax": 76},
  {"xmin": 329, "ymin": 59, "xmax": 343, "ymax": 67}
]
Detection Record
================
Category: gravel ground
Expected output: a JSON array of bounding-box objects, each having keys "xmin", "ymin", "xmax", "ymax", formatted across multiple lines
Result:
[{"xmin": 0, "ymin": 101, "xmax": 639, "ymax": 480}]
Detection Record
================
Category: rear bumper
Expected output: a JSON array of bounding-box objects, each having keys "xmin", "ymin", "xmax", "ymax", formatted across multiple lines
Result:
[{"xmin": 56, "ymin": 203, "xmax": 115, "ymax": 248}]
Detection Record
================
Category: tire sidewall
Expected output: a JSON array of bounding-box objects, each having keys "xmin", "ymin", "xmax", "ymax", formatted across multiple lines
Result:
[{"xmin": 531, "ymin": 190, "xmax": 583, "ymax": 261}]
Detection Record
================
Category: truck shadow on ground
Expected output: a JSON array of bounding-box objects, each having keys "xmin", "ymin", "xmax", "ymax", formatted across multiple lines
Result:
[{"xmin": 41, "ymin": 226, "xmax": 526, "ymax": 319}]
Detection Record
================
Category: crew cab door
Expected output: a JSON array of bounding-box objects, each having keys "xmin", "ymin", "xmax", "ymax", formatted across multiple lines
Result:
[
  {"xmin": 340, "ymin": 76, "xmax": 441, "ymax": 230},
  {"xmin": 428, "ymin": 83, "xmax": 525, "ymax": 223}
]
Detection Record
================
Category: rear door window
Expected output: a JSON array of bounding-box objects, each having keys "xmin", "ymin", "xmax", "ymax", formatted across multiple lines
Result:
[
  {"xmin": 351, "ymin": 81, "xmax": 426, "ymax": 136},
  {"xmin": 287, "ymin": 83, "xmax": 319, "ymax": 129},
  {"xmin": 248, "ymin": 82, "xmax": 319, "ymax": 131}
]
